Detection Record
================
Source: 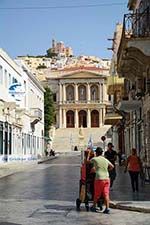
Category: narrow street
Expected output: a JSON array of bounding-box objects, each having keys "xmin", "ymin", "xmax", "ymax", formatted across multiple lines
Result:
[{"xmin": 0, "ymin": 154, "xmax": 150, "ymax": 225}]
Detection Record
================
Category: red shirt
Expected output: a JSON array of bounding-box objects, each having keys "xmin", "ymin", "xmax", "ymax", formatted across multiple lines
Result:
[{"xmin": 127, "ymin": 155, "xmax": 141, "ymax": 172}]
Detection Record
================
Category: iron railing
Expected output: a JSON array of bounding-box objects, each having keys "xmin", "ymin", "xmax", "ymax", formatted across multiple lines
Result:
[
  {"xmin": 124, "ymin": 7, "xmax": 150, "ymax": 38},
  {"xmin": 59, "ymin": 100, "xmax": 102, "ymax": 104},
  {"xmin": 117, "ymin": 7, "xmax": 150, "ymax": 63}
]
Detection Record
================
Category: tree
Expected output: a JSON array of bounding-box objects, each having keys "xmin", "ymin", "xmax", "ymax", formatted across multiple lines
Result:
[{"xmin": 44, "ymin": 86, "xmax": 55, "ymax": 137}]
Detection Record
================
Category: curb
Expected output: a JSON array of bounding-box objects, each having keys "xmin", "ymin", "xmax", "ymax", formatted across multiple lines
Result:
[
  {"xmin": 37, "ymin": 156, "xmax": 58, "ymax": 164},
  {"xmin": 110, "ymin": 201, "xmax": 150, "ymax": 213},
  {"xmin": 0, "ymin": 156, "xmax": 58, "ymax": 179}
]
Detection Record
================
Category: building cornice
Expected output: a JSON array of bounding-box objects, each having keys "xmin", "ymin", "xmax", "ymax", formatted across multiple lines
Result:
[{"xmin": 0, "ymin": 48, "xmax": 22, "ymax": 76}]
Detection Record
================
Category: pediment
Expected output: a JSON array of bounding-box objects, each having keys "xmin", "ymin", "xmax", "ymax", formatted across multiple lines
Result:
[{"xmin": 61, "ymin": 71, "xmax": 102, "ymax": 79}]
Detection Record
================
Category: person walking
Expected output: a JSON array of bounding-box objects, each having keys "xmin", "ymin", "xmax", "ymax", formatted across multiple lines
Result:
[
  {"xmin": 104, "ymin": 143, "xmax": 117, "ymax": 189},
  {"xmin": 124, "ymin": 148, "xmax": 142, "ymax": 192},
  {"xmin": 88, "ymin": 147, "xmax": 114, "ymax": 214}
]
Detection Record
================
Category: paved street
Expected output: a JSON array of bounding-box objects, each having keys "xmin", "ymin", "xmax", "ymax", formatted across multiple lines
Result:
[
  {"xmin": 110, "ymin": 165, "xmax": 150, "ymax": 201},
  {"xmin": 0, "ymin": 154, "xmax": 150, "ymax": 225}
]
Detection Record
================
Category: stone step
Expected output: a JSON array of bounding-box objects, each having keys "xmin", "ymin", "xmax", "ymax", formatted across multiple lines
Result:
[{"xmin": 52, "ymin": 126, "xmax": 111, "ymax": 152}]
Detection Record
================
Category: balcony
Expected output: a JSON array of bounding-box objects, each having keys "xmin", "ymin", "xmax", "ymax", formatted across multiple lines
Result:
[
  {"xmin": 107, "ymin": 75, "xmax": 124, "ymax": 95},
  {"xmin": 60, "ymin": 100, "xmax": 102, "ymax": 105},
  {"xmin": 117, "ymin": 7, "xmax": 150, "ymax": 78},
  {"xmin": 30, "ymin": 108, "xmax": 42, "ymax": 125},
  {"xmin": 104, "ymin": 105, "xmax": 122, "ymax": 125},
  {"xmin": 117, "ymin": 99, "xmax": 142, "ymax": 112}
]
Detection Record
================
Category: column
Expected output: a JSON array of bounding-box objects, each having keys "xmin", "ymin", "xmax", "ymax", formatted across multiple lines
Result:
[
  {"xmin": 63, "ymin": 84, "xmax": 66, "ymax": 102},
  {"xmin": 99, "ymin": 108, "xmax": 103, "ymax": 127},
  {"xmin": 87, "ymin": 109, "xmax": 91, "ymax": 128},
  {"xmin": 2, "ymin": 122, "xmax": 5, "ymax": 155},
  {"xmin": 59, "ymin": 83, "xmax": 62, "ymax": 103},
  {"xmin": 75, "ymin": 84, "xmax": 78, "ymax": 102},
  {"xmin": 101, "ymin": 83, "xmax": 104, "ymax": 103},
  {"xmin": 102, "ymin": 108, "xmax": 105, "ymax": 125},
  {"xmin": 99, "ymin": 83, "xmax": 101, "ymax": 103},
  {"xmin": 75, "ymin": 109, "xmax": 78, "ymax": 128},
  {"xmin": 103, "ymin": 82, "xmax": 108, "ymax": 102},
  {"xmin": 87, "ymin": 83, "xmax": 90, "ymax": 102},
  {"xmin": 103, "ymin": 107, "xmax": 106, "ymax": 118},
  {"xmin": 59, "ymin": 108, "xmax": 62, "ymax": 128},
  {"xmin": 63, "ymin": 109, "xmax": 66, "ymax": 128}
]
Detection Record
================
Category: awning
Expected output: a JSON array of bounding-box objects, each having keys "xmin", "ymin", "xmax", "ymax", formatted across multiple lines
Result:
[
  {"xmin": 117, "ymin": 100, "xmax": 142, "ymax": 112},
  {"xmin": 104, "ymin": 113, "xmax": 122, "ymax": 125}
]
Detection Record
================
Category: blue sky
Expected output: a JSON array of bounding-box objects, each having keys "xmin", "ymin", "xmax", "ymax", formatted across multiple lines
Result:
[{"xmin": 0, "ymin": 0, "xmax": 128, "ymax": 59}]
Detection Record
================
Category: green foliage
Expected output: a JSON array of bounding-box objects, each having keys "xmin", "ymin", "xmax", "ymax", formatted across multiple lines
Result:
[
  {"xmin": 46, "ymin": 48, "xmax": 58, "ymax": 58},
  {"xmin": 44, "ymin": 86, "xmax": 55, "ymax": 137}
]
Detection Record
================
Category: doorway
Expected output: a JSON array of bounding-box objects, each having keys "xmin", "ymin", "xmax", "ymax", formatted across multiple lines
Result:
[
  {"xmin": 66, "ymin": 110, "xmax": 74, "ymax": 128},
  {"xmin": 91, "ymin": 110, "xmax": 99, "ymax": 127},
  {"xmin": 79, "ymin": 110, "xmax": 87, "ymax": 127}
]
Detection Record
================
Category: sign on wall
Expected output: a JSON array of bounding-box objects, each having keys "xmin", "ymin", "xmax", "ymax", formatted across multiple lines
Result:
[{"xmin": 9, "ymin": 82, "xmax": 25, "ymax": 102}]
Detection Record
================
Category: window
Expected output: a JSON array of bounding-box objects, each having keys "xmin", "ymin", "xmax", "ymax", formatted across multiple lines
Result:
[
  {"xmin": 91, "ymin": 85, "xmax": 98, "ymax": 101},
  {"xmin": 53, "ymin": 93, "xmax": 57, "ymax": 102},
  {"xmin": 146, "ymin": 79, "xmax": 150, "ymax": 93},
  {"xmin": 78, "ymin": 85, "xmax": 86, "ymax": 101},
  {"xmin": 0, "ymin": 123, "xmax": 3, "ymax": 154},
  {"xmin": 12, "ymin": 77, "xmax": 17, "ymax": 83},
  {"xmin": 37, "ymin": 137, "xmax": 39, "ymax": 149},
  {"xmin": 66, "ymin": 85, "xmax": 74, "ymax": 101},
  {"xmin": 27, "ymin": 134, "xmax": 31, "ymax": 148},
  {"xmin": 8, "ymin": 73, "xmax": 11, "ymax": 86},
  {"xmin": 0, "ymin": 66, "xmax": 3, "ymax": 84},
  {"xmin": 4, "ymin": 69, "xmax": 7, "ymax": 87}
]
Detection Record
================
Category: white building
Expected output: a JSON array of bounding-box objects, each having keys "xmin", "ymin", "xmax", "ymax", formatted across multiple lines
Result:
[{"xmin": 0, "ymin": 49, "xmax": 44, "ymax": 163}]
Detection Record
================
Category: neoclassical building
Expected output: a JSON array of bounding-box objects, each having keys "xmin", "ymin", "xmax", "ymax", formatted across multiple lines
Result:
[{"xmin": 45, "ymin": 67, "xmax": 111, "ymax": 129}]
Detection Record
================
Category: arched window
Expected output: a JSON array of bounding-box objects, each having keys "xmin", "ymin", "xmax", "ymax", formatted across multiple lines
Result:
[
  {"xmin": 78, "ymin": 85, "xmax": 86, "ymax": 101},
  {"xmin": 90, "ymin": 85, "xmax": 98, "ymax": 101},
  {"xmin": 66, "ymin": 85, "xmax": 74, "ymax": 101}
]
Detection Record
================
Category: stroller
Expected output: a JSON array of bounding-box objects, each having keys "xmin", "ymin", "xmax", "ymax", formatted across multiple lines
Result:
[{"xmin": 76, "ymin": 150, "xmax": 103, "ymax": 211}]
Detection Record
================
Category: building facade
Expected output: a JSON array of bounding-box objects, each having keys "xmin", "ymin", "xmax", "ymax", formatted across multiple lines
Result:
[
  {"xmin": 104, "ymin": 23, "xmax": 125, "ymax": 153},
  {"xmin": 44, "ymin": 66, "xmax": 111, "ymax": 129},
  {"xmin": 0, "ymin": 49, "xmax": 44, "ymax": 163},
  {"xmin": 117, "ymin": 0, "xmax": 150, "ymax": 166}
]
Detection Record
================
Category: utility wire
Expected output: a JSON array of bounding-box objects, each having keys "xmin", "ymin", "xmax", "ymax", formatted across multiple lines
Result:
[{"xmin": 0, "ymin": 2, "xmax": 127, "ymax": 10}]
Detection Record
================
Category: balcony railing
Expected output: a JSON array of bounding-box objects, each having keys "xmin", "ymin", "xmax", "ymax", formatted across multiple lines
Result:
[
  {"xmin": 30, "ymin": 108, "xmax": 42, "ymax": 120},
  {"xmin": 118, "ymin": 7, "xmax": 150, "ymax": 63},
  {"xmin": 59, "ymin": 100, "xmax": 102, "ymax": 104},
  {"xmin": 104, "ymin": 105, "xmax": 122, "ymax": 125},
  {"xmin": 124, "ymin": 7, "xmax": 150, "ymax": 38}
]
